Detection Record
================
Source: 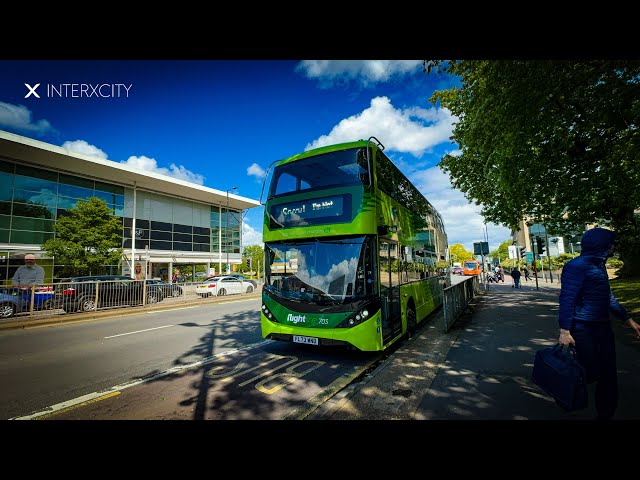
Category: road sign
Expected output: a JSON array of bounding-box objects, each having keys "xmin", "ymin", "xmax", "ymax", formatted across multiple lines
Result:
[
  {"xmin": 474, "ymin": 241, "xmax": 489, "ymax": 255},
  {"xmin": 524, "ymin": 252, "xmax": 534, "ymax": 265}
]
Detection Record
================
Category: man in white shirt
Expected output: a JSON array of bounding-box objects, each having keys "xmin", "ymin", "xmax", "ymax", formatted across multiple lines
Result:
[{"xmin": 12, "ymin": 254, "xmax": 45, "ymax": 287}]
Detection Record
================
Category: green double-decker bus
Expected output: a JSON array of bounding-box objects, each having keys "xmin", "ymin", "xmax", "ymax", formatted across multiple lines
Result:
[{"xmin": 261, "ymin": 138, "xmax": 449, "ymax": 352}]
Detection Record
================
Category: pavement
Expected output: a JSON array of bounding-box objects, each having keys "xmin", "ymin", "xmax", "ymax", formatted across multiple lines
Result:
[
  {"xmin": 306, "ymin": 276, "xmax": 640, "ymax": 421},
  {"xmin": 3, "ymin": 277, "xmax": 639, "ymax": 421}
]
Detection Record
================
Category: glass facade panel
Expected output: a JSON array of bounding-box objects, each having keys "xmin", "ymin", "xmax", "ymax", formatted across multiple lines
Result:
[
  {"xmin": 0, "ymin": 171, "xmax": 13, "ymax": 187},
  {"xmin": 173, "ymin": 200, "xmax": 193, "ymax": 224},
  {"xmin": 0, "ymin": 186, "xmax": 12, "ymax": 202},
  {"xmin": 12, "ymin": 202, "xmax": 55, "ymax": 219},
  {"xmin": 10, "ymin": 230, "xmax": 54, "ymax": 243},
  {"xmin": 0, "ymin": 159, "xmax": 15, "ymax": 173},
  {"xmin": 173, "ymin": 233, "xmax": 192, "ymax": 243},
  {"xmin": 13, "ymin": 189, "xmax": 57, "ymax": 207},
  {"xmin": 94, "ymin": 181, "xmax": 124, "ymax": 195},
  {"xmin": 150, "ymin": 230, "xmax": 172, "ymax": 241},
  {"xmin": 58, "ymin": 173, "xmax": 94, "ymax": 189},
  {"xmin": 16, "ymin": 165, "xmax": 57, "ymax": 182},
  {"xmin": 12, "ymin": 217, "xmax": 54, "ymax": 232},
  {"xmin": 0, "ymin": 159, "xmax": 244, "ymax": 260},
  {"xmin": 173, "ymin": 241, "xmax": 192, "ymax": 251},
  {"xmin": 57, "ymin": 196, "xmax": 78, "ymax": 210},
  {"xmin": 150, "ymin": 240, "xmax": 172, "ymax": 250},
  {"xmin": 57, "ymin": 184, "xmax": 94, "ymax": 199},
  {"xmin": 151, "ymin": 221, "xmax": 172, "ymax": 231},
  {"xmin": 14, "ymin": 175, "xmax": 58, "ymax": 195},
  {"xmin": 173, "ymin": 224, "xmax": 191, "ymax": 234}
]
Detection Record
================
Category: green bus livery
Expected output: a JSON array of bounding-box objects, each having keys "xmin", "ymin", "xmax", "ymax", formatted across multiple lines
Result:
[{"xmin": 261, "ymin": 137, "xmax": 449, "ymax": 351}]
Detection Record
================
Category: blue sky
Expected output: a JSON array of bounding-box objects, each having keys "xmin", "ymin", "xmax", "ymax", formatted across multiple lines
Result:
[{"xmin": 0, "ymin": 60, "xmax": 511, "ymax": 252}]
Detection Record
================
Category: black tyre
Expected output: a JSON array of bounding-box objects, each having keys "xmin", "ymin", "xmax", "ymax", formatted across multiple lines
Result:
[
  {"xmin": 246, "ymin": 285, "xmax": 254, "ymax": 294},
  {"xmin": 218, "ymin": 288, "xmax": 226, "ymax": 296},
  {"xmin": 77, "ymin": 296, "xmax": 97, "ymax": 312},
  {"xmin": 407, "ymin": 304, "xmax": 417, "ymax": 338},
  {"xmin": 0, "ymin": 302, "xmax": 16, "ymax": 318},
  {"xmin": 172, "ymin": 288, "xmax": 182, "ymax": 297},
  {"xmin": 147, "ymin": 293, "xmax": 159, "ymax": 304}
]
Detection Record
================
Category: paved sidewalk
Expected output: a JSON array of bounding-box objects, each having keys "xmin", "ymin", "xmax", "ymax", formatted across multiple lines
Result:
[{"xmin": 310, "ymin": 279, "xmax": 640, "ymax": 421}]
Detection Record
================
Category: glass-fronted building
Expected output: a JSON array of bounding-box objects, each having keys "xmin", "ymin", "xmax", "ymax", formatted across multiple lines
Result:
[{"xmin": 0, "ymin": 130, "xmax": 260, "ymax": 284}]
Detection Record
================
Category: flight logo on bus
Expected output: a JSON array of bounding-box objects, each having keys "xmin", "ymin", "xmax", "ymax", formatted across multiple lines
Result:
[{"xmin": 287, "ymin": 314, "xmax": 306, "ymax": 324}]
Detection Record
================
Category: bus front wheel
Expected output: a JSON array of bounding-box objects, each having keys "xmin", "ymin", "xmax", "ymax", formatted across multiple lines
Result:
[{"xmin": 407, "ymin": 305, "xmax": 417, "ymax": 338}]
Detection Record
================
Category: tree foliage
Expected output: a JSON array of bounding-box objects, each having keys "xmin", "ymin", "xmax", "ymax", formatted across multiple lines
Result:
[
  {"xmin": 42, "ymin": 197, "xmax": 123, "ymax": 276},
  {"xmin": 449, "ymin": 243, "xmax": 474, "ymax": 264},
  {"xmin": 425, "ymin": 60, "xmax": 640, "ymax": 275},
  {"xmin": 243, "ymin": 244, "xmax": 265, "ymax": 274},
  {"xmin": 489, "ymin": 240, "xmax": 512, "ymax": 264}
]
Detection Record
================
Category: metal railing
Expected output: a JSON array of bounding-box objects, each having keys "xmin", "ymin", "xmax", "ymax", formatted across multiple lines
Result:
[
  {"xmin": 442, "ymin": 275, "xmax": 480, "ymax": 333},
  {"xmin": 0, "ymin": 278, "xmax": 263, "ymax": 321}
]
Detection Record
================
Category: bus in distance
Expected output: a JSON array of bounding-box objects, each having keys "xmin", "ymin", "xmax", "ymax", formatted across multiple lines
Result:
[
  {"xmin": 260, "ymin": 137, "xmax": 449, "ymax": 352},
  {"xmin": 462, "ymin": 259, "xmax": 481, "ymax": 276}
]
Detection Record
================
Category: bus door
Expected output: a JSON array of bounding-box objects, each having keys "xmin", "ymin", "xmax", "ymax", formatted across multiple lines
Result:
[{"xmin": 379, "ymin": 239, "xmax": 401, "ymax": 343}]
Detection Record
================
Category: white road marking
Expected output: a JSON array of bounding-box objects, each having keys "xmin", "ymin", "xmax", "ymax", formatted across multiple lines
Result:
[
  {"xmin": 104, "ymin": 324, "xmax": 175, "ymax": 338},
  {"xmin": 10, "ymin": 339, "xmax": 272, "ymax": 420}
]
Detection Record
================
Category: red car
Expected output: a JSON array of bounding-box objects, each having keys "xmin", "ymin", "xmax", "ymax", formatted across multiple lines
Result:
[{"xmin": 452, "ymin": 267, "xmax": 464, "ymax": 275}]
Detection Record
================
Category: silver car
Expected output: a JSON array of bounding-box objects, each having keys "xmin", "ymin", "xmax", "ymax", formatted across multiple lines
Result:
[{"xmin": 195, "ymin": 275, "xmax": 256, "ymax": 297}]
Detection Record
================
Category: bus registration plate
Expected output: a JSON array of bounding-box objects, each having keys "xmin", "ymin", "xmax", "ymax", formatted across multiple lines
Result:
[{"xmin": 293, "ymin": 335, "xmax": 318, "ymax": 345}]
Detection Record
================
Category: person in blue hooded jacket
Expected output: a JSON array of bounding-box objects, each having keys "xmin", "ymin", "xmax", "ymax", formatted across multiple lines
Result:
[{"xmin": 558, "ymin": 227, "xmax": 640, "ymax": 420}]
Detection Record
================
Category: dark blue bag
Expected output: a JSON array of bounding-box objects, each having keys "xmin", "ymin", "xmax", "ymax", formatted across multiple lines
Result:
[{"xmin": 531, "ymin": 344, "xmax": 588, "ymax": 412}]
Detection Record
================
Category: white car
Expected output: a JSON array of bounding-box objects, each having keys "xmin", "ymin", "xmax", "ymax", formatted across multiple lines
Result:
[{"xmin": 195, "ymin": 275, "xmax": 256, "ymax": 297}]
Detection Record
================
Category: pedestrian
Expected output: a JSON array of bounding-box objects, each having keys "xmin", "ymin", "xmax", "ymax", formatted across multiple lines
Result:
[
  {"xmin": 558, "ymin": 227, "xmax": 640, "ymax": 420},
  {"xmin": 523, "ymin": 266, "xmax": 531, "ymax": 281},
  {"xmin": 499, "ymin": 265, "xmax": 505, "ymax": 282},
  {"xmin": 511, "ymin": 266, "xmax": 521, "ymax": 288},
  {"xmin": 12, "ymin": 254, "xmax": 45, "ymax": 287}
]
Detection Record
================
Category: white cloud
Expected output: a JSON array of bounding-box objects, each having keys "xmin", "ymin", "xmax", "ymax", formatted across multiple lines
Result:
[
  {"xmin": 247, "ymin": 162, "xmax": 266, "ymax": 180},
  {"xmin": 410, "ymin": 166, "xmax": 512, "ymax": 253},
  {"xmin": 0, "ymin": 102, "xmax": 55, "ymax": 135},
  {"xmin": 62, "ymin": 140, "xmax": 108, "ymax": 159},
  {"xmin": 243, "ymin": 221, "xmax": 263, "ymax": 247},
  {"xmin": 305, "ymin": 96, "xmax": 456, "ymax": 157},
  {"xmin": 120, "ymin": 155, "xmax": 205, "ymax": 185},
  {"xmin": 296, "ymin": 60, "xmax": 421, "ymax": 86}
]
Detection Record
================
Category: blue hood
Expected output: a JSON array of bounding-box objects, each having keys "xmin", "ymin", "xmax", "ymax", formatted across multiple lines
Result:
[{"xmin": 580, "ymin": 227, "xmax": 616, "ymax": 258}]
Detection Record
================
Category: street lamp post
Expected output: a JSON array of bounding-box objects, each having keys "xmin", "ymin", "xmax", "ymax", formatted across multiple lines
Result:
[{"xmin": 226, "ymin": 187, "xmax": 237, "ymax": 274}]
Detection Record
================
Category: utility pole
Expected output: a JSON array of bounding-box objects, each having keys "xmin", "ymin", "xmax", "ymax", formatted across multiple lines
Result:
[{"xmin": 544, "ymin": 224, "xmax": 553, "ymax": 283}]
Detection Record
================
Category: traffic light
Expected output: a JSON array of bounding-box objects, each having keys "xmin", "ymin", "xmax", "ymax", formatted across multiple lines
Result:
[
  {"xmin": 518, "ymin": 246, "xmax": 526, "ymax": 258},
  {"xmin": 536, "ymin": 237, "xmax": 546, "ymax": 255},
  {"xmin": 245, "ymin": 257, "xmax": 252, "ymax": 270}
]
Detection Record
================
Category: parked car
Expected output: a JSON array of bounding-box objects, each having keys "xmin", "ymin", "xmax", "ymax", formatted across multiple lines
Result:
[
  {"xmin": 196, "ymin": 275, "xmax": 256, "ymax": 297},
  {"xmin": 52, "ymin": 275, "xmax": 164, "ymax": 313},
  {"xmin": 226, "ymin": 274, "xmax": 258, "ymax": 288},
  {"xmin": 146, "ymin": 279, "xmax": 183, "ymax": 298},
  {"xmin": 0, "ymin": 286, "xmax": 56, "ymax": 318}
]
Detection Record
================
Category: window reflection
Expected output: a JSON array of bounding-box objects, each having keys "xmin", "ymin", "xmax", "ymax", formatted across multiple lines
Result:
[{"xmin": 265, "ymin": 236, "xmax": 376, "ymax": 305}]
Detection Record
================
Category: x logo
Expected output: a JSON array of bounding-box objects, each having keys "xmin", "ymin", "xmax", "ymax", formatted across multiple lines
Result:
[{"xmin": 24, "ymin": 83, "xmax": 40, "ymax": 98}]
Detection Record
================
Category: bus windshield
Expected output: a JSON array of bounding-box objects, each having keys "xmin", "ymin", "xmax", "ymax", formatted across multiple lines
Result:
[
  {"xmin": 264, "ymin": 236, "xmax": 377, "ymax": 311},
  {"xmin": 268, "ymin": 147, "xmax": 368, "ymax": 199}
]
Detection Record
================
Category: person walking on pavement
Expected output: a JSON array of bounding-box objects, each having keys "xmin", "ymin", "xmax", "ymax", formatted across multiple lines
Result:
[
  {"xmin": 558, "ymin": 227, "xmax": 640, "ymax": 420},
  {"xmin": 511, "ymin": 266, "xmax": 521, "ymax": 288},
  {"xmin": 523, "ymin": 266, "xmax": 531, "ymax": 281},
  {"xmin": 12, "ymin": 254, "xmax": 45, "ymax": 287}
]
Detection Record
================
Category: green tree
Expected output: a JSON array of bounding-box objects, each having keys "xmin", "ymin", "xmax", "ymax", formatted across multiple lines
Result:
[
  {"xmin": 489, "ymin": 240, "xmax": 512, "ymax": 265},
  {"xmin": 425, "ymin": 60, "xmax": 640, "ymax": 276},
  {"xmin": 42, "ymin": 197, "xmax": 123, "ymax": 276},
  {"xmin": 243, "ymin": 244, "xmax": 265, "ymax": 276},
  {"xmin": 449, "ymin": 243, "xmax": 473, "ymax": 264}
]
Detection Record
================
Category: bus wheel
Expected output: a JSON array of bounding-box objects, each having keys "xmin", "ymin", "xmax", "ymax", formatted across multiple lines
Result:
[{"xmin": 407, "ymin": 305, "xmax": 417, "ymax": 338}]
